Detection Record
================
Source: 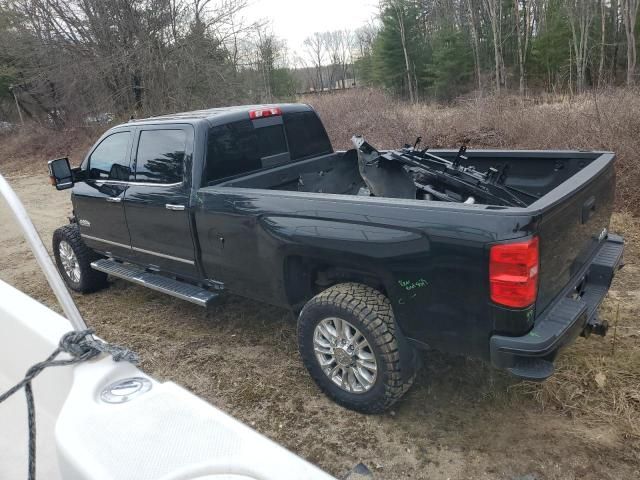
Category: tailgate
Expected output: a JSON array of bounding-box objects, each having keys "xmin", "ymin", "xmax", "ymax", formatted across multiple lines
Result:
[{"xmin": 534, "ymin": 153, "xmax": 616, "ymax": 313}]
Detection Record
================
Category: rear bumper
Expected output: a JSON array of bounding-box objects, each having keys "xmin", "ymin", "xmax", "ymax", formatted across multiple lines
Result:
[{"xmin": 490, "ymin": 234, "xmax": 624, "ymax": 380}]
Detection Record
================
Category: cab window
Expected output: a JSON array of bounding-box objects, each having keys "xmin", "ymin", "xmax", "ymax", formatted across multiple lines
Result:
[
  {"xmin": 87, "ymin": 131, "xmax": 132, "ymax": 180},
  {"xmin": 205, "ymin": 120, "xmax": 289, "ymax": 183},
  {"xmin": 134, "ymin": 129, "xmax": 186, "ymax": 184},
  {"xmin": 283, "ymin": 111, "xmax": 332, "ymax": 160}
]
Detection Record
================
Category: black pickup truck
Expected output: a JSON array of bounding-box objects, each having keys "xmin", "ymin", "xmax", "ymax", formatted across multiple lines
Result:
[{"xmin": 48, "ymin": 103, "xmax": 623, "ymax": 413}]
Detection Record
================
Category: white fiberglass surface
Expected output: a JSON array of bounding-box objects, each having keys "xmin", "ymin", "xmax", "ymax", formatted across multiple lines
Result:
[
  {"xmin": 0, "ymin": 279, "xmax": 73, "ymax": 480},
  {"xmin": 0, "ymin": 279, "xmax": 335, "ymax": 480}
]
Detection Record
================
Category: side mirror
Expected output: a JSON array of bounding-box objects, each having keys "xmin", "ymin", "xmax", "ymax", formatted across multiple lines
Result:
[{"xmin": 48, "ymin": 157, "xmax": 74, "ymax": 190}]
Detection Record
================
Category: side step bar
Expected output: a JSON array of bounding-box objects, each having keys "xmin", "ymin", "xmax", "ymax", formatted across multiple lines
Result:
[{"xmin": 91, "ymin": 258, "xmax": 219, "ymax": 307}]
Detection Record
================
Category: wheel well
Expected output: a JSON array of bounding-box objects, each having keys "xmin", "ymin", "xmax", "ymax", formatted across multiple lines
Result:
[{"xmin": 284, "ymin": 256, "xmax": 387, "ymax": 313}]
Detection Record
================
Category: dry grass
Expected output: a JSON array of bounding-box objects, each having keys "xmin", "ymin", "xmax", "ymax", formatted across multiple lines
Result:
[
  {"xmin": 310, "ymin": 88, "xmax": 640, "ymax": 213},
  {"xmin": 0, "ymin": 123, "xmax": 106, "ymax": 175}
]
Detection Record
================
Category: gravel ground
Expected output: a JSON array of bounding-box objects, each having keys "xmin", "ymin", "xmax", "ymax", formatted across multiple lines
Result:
[{"xmin": 1, "ymin": 173, "xmax": 638, "ymax": 480}]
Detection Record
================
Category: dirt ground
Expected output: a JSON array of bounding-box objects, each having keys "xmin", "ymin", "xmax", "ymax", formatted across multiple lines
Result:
[{"xmin": 1, "ymin": 172, "xmax": 639, "ymax": 480}]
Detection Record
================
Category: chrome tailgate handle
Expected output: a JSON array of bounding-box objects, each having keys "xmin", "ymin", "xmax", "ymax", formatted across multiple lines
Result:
[
  {"xmin": 166, "ymin": 204, "xmax": 185, "ymax": 211},
  {"xmin": 106, "ymin": 197, "xmax": 122, "ymax": 203}
]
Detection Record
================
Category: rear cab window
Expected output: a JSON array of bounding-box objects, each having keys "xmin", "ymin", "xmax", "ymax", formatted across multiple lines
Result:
[
  {"xmin": 283, "ymin": 111, "xmax": 332, "ymax": 160},
  {"xmin": 205, "ymin": 108, "xmax": 332, "ymax": 184},
  {"xmin": 206, "ymin": 120, "xmax": 268, "ymax": 182}
]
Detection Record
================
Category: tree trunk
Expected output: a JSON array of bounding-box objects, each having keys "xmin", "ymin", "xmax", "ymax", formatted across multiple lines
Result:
[
  {"xmin": 569, "ymin": 40, "xmax": 574, "ymax": 96},
  {"xmin": 622, "ymin": 0, "xmax": 639, "ymax": 85},
  {"xmin": 132, "ymin": 73, "xmax": 143, "ymax": 112},
  {"xmin": 598, "ymin": 0, "xmax": 606, "ymax": 87},
  {"xmin": 514, "ymin": 0, "xmax": 525, "ymax": 96},
  {"xmin": 395, "ymin": 3, "xmax": 415, "ymax": 102},
  {"xmin": 10, "ymin": 87, "xmax": 24, "ymax": 124},
  {"xmin": 484, "ymin": 0, "xmax": 501, "ymax": 94},
  {"xmin": 492, "ymin": 21, "xmax": 501, "ymax": 93},
  {"xmin": 498, "ymin": 0, "xmax": 506, "ymax": 89},
  {"xmin": 467, "ymin": 0, "xmax": 483, "ymax": 92},
  {"xmin": 567, "ymin": 1, "xmax": 593, "ymax": 93}
]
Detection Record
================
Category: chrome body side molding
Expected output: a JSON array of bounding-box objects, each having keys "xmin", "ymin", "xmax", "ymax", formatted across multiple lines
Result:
[{"xmin": 81, "ymin": 234, "xmax": 194, "ymax": 265}]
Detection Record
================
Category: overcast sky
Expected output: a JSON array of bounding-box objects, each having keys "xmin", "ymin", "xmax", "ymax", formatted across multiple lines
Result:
[{"xmin": 242, "ymin": 0, "xmax": 379, "ymax": 58}]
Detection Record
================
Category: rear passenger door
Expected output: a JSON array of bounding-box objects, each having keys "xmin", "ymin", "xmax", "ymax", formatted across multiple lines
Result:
[
  {"xmin": 198, "ymin": 115, "xmax": 291, "ymax": 297},
  {"xmin": 124, "ymin": 125, "xmax": 198, "ymax": 278},
  {"xmin": 199, "ymin": 111, "xmax": 333, "ymax": 301}
]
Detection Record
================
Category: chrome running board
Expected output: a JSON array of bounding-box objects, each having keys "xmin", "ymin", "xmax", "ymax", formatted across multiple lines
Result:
[{"xmin": 91, "ymin": 258, "xmax": 219, "ymax": 307}]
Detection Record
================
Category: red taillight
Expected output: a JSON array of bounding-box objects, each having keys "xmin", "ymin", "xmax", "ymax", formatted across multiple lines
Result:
[
  {"xmin": 249, "ymin": 107, "xmax": 282, "ymax": 119},
  {"xmin": 490, "ymin": 236, "xmax": 539, "ymax": 308}
]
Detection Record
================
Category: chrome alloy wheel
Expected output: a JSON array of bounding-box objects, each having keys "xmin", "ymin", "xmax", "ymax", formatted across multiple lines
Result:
[
  {"xmin": 59, "ymin": 240, "xmax": 81, "ymax": 283},
  {"xmin": 313, "ymin": 317, "xmax": 378, "ymax": 393}
]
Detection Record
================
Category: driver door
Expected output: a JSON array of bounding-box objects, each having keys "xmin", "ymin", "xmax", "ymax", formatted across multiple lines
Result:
[{"xmin": 72, "ymin": 129, "xmax": 133, "ymax": 257}]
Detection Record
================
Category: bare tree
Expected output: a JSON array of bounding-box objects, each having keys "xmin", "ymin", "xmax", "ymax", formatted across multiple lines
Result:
[
  {"xmin": 303, "ymin": 33, "xmax": 325, "ymax": 91},
  {"xmin": 466, "ymin": 0, "xmax": 483, "ymax": 92},
  {"xmin": 598, "ymin": 0, "xmax": 607, "ymax": 87},
  {"xmin": 355, "ymin": 22, "xmax": 378, "ymax": 57},
  {"xmin": 292, "ymin": 54, "xmax": 317, "ymax": 92},
  {"xmin": 322, "ymin": 30, "xmax": 354, "ymax": 89},
  {"xmin": 388, "ymin": 0, "xmax": 416, "ymax": 102},
  {"xmin": 565, "ymin": 0, "xmax": 594, "ymax": 93},
  {"xmin": 610, "ymin": 0, "xmax": 622, "ymax": 82},
  {"xmin": 320, "ymin": 32, "xmax": 338, "ymax": 89},
  {"xmin": 483, "ymin": 0, "xmax": 504, "ymax": 94},
  {"xmin": 621, "ymin": 0, "xmax": 639, "ymax": 85},
  {"xmin": 254, "ymin": 26, "xmax": 276, "ymax": 101},
  {"xmin": 0, "ymin": 0, "xmax": 257, "ymax": 121},
  {"xmin": 513, "ymin": 0, "xmax": 534, "ymax": 96},
  {"xmin": 337, "ymin": 30, "xmax": 355, "ymax": 88}
]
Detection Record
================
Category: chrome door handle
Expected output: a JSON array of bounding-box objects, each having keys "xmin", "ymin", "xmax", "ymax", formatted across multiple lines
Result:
[
  {"xmin": 165, "ymin": 204, "xmax": 185, "ymax": 211},
  {"xmin": 106, "ymin": 197, "xmax": 122, "ymax": 203}
]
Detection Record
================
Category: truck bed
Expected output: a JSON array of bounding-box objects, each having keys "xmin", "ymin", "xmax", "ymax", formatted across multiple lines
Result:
[{"xmin": 218, "ymin": 149, "xmax": 607, "ymax": 208}]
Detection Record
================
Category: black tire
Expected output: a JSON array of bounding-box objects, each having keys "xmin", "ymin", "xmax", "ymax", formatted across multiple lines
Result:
[
  {"xmin": 297, "ymin": 282, "xmax": 417, "ymax": 414},
  {"xmin": 52, "ymin": 224, "xmax": 108, "ymax": 293}
]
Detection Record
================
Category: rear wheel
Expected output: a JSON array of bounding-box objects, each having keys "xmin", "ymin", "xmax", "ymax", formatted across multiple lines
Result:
[
  {"xmin": 53, "ymin": 224, "xmax": 108, "ymax": 293},
  {"xmin": 297, "ymin": 282, "xmax": 417, "ymax": 413}
]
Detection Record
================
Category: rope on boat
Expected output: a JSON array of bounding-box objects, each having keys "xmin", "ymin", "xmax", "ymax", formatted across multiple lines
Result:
[{"xmin": 0, "ymin": 329, "xmax": 138, "ymax": 480}]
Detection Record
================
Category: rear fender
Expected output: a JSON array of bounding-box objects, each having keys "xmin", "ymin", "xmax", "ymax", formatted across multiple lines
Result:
[{"xmin": 265, "ymin": 215, "xmax": 428, "ymax": 370}]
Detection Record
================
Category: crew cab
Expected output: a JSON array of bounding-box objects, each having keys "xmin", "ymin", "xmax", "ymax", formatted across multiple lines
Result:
[{"xmin": 48, "ymin": 103, "xmax": 624, "ymax": 413}]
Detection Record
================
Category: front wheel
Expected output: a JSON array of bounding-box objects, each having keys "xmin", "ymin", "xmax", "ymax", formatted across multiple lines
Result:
[
  {"xmin": 297, "ymin": 283, "xmax": 417, "ymax": 414},
  {"xmin": 53, "ymin": 224, "xmax": 108, "ymax": 293}
]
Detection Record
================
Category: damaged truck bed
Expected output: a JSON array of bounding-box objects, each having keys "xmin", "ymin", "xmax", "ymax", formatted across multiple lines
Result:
[
  {"xmin": 49, "ymin": 103, "xmax": 623, "ymax": 413},
  {"xmin": 219, "ymin": 133, "xmax": 591, "ymax": 209}
]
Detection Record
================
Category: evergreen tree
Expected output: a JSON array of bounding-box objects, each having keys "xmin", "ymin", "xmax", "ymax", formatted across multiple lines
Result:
[
  {"xmin": 369, "ymin": 1, "xmax": 429, "ymax": 99},
  {"xmin": 529, "ymin": 0, "xmax": 574, "ymax": 91},
  {"xmin": 424, "ymin": 28, "xmax": 474, "ymax": 100}
]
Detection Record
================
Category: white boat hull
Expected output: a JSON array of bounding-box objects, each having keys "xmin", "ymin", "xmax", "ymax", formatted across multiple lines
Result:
[{"xmin": 0, "ymin": 280, "xmax": 335, "ymax": 480}]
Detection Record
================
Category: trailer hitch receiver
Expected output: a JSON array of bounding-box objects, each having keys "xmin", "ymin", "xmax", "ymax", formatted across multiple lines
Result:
[{"xmin": 582, "ymin": 315, "xmax": 609, "ymax": 337}]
